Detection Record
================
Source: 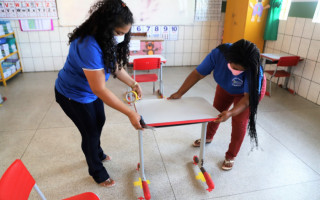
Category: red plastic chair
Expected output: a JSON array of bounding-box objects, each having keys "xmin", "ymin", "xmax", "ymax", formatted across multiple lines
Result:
[
  {"xmin": 264, "ymin": 56, "xmax": 300, "ymax": 97},
  {"xmin": 0, "ymin": 159, "xmax": 100, "ymax": 200},
  {"xmin": 132, "ymin": 58, "xmax": 161, "ymax": 94}
]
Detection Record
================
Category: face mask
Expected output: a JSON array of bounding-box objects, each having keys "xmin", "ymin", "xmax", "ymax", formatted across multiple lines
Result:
[
  {"xmin": 228, "ymin": 63, "xmax": 244, "ymax": 76},
  {"xmin": 114, "ymin": 35, "xmax": 125, "ymax": 45}
]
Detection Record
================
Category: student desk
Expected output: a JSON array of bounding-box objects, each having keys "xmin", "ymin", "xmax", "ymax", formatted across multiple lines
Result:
[
  {"xmin": 129, "ymin": 55, "xmax": 166, "ymax": 97},
  {"xmin": 261, "ymin": 53, "xmax": 303, "ymax": 92},
  {"xmin": 134, "ymin": 97, "xmax": 219, "ymax": 199}
]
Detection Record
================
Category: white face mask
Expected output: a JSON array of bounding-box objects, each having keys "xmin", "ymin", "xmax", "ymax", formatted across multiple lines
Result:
[{"xmin": 114, "ymin": 35, "xmax": 125, "ymax": 45}]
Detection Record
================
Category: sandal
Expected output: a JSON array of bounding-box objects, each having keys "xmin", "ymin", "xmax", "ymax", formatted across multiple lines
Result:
[
  {"xmin": 192, "ymin": 139, "xmax": 212, "ymax": 147},
  {"xmin": 102, "ymin": 155, "xmax": 112, "ymax": 162},
  {"xmin": 99, "ymin": 178, "xmax": 115, "ymax": 188},
  {"xmin": 221, "ymin": 159, "xmax": 234, "ymax": 171}
]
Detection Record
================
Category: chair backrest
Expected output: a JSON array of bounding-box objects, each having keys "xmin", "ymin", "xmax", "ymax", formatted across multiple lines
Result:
[
  {"xmin": 0, "ymin": 159, "xmax": 36, "ymax": 200},
  {"xmin": 277, "ymin": 56, "xmax": 300, "ymax": 67},
  {"xmin": 133, "ymin": 58, "xmax": 161, "ymax": 71}
]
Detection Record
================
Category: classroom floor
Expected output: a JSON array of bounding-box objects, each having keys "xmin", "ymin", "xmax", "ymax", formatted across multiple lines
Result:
[{"xmin": 1, "ymin": 66, "xmax": 320, "ymax": 200}]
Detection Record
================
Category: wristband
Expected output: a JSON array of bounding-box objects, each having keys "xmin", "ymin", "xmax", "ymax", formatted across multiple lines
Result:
[{"xmin": 131, "ymin": 82, "xmax": 138, "ymax": 88}]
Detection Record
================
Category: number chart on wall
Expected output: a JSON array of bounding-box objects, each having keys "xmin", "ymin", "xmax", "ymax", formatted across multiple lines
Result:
[
  {"xmin": 0, "ymin": 0, "xmax": 58, "ymax": 19},
  {"xmin": 132, "ymin": 25, "xmax": 179, "ymax": 40}
]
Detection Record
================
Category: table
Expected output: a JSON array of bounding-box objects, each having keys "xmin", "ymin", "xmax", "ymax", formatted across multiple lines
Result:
[
  {"xmin": 129, "ymin": 55, "xmax": 167, "ymax": 97},
  {"xmin": 261, "ymin": 53, "xmax": 303, "ymax": 91},
  {"xmin": 134, "ymin": 97, "xmax": 220, "ymax": 199}
]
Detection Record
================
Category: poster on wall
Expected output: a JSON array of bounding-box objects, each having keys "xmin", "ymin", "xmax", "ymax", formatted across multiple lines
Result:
[
  {"xmin": 195, "ymin": 0, "xmax": 222, "ymax": 21},
  {"xmin": 0, "ymin": 0, "xmax": 58, "ymax": 19},
  {"xmin": 131, "ymin": 25, "xmax": 179, "ymax": 40}
]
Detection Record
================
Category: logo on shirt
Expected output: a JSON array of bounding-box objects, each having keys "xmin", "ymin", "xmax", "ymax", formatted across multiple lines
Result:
[{"xmin": 232, "ymin": 78, "xmax": 243, "ymax": 87}]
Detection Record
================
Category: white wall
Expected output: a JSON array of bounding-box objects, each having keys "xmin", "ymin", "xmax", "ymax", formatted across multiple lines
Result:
[
  {"xmin": 9, "ymin": 14, "xmax": 225, "ymax": 72},
  {"xmin": 264, "ymin": 17, "xmax": 320, "ymax": 105}
]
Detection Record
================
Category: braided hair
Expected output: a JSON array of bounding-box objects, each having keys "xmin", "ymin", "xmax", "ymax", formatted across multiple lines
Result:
[
  {"xmin": 225, "ymin": 39, "xmax": 262, "ymax": 147},
  {"xmin": 68, "ymin": 0, "xmax": 134, "ymax": 77}
]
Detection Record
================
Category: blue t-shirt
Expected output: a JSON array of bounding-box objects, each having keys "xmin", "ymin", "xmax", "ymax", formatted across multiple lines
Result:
[
  {"xmin": 196, "ymin": 44, "xmax": 263, "ymax": 94},
  {"xmin": 55, "ymin": 36, "xmax": 111, "ymax": 103}
]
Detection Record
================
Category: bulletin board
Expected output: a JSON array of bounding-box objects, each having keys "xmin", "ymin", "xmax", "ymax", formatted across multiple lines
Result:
[{"xmin": 56, "ymin": 0, "xmax": 196, "ymax": 26}]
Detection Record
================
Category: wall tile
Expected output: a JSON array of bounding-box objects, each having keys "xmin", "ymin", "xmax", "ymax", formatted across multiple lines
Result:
[
  {"xmin": 208, "ymin": 40, "xmax": 218, "ymax": 51},
  {"xmin": 174, "ymin": 53, "xmax": 183, "ymax": 66},
  {"xmin": 191, "ymin": 53, "xmax": 200, "ymax": 65},
  {"xmin": 307, "ymin": 40, "xmax": 320, "ymax": 61},
  {"xmin": 302, "ymin": 19, "xmax": 315, "ymax": 39},
  {"xmin": 201, "ymin": 26, "xmax": 210, "ymax": 40},
  {"xmin": 182, "ymin": 53, "xmax": 191, "ymax": 66},
  {"xmin": 166, "ymin": 41, "xmax": 175, "ymax": 53},
  {"xmin": 293, "ymin": 18, "xmax": 305, "ymax": 37},
  {"xmin": 174, "ymin": 40, "xmax": 184, "ymax": 53},
  {"xmin": 278, "ymin": 20, "xmax": 287, "ymax": 34},
  {"xmin": 183, "ymin": 40, "xmax": 192, "ymax": 53},
  {"xmin": 285, "ymin": 17, "xmax": 296, "ymax": 35},
  {"xmin": 289, "ymin": 36, "xmax": 300, "ymax": 55},
  {"xmin": 16, "ymin": 30, "xmax": 29, "ymax": 43},
  {"xmin": 40, "ymin": 43, "xmax": 53, "ymax": 57},
  {"xmin": 20, "ymin": 43, "xmax": 33, "ymax": 58},
  {"xmin": 211, "ymin": 20, "xmax": 219, "ymax": 26},
  {"xmin": 28, "ymin": 32, "xmax": 39, "ymax": 43},
  {"xmin": 274, "ymin": 34, "xmax": 284, "ymax": 50},
  {"xmin": 287, "ymin": 75, "xmax": 301, "ymax": 92},
  {"xmin": 302, "ymin": 60, "xmax": 316, "ymax": 80},
  {"xmin": 51, "ymin": 42, "xmax": 62, "ymax": 57},
  {"xmin": 165, "ymin": 53, "xmax": 174, "ymax": 66},
  {"xmin": 312, "ymin": 62, "xmax": 320, "ymax": 84},
  {"xmin": 43, "ymin": 57, "xmax": 55, "ymax": 71},
  {"xmin": 33, "ymin": 57, "xmax": 45, "ymax": 71},
  {"xmin": 307, "ymin": 82, "xmax": 320, "ymax": 103},
  {"xmin": 282, "ymin": 35, "xmax": 292, "ymax": 52},
  {"xmin": 200, "ymin": 39, "xmax": 209, "ymax": 53},
  {"xmin": 38, "ymin": 31, "xmax": 51, "ymax": 43},
  {"xmin": 192, "ymin": 40, "xmax": 201, "ymax": 53},
  {"xmin": 192, "ymin": 26, "xmax": 202, "ymax": 39},
  {"xmin": 53, "ymin": 56, "xmax": 64, "ymax": 71},
  {"xmin": 200, "ymin": 53, "xmax": 207, "ymax": 63},
  {"xmin": 30, "ymin": 43, "xmax": 42, "ymax": 57},
  {"xmin": 59, "ymin": 27, "xmax": 70, "ymax": 42},
  {"xmin": 60, "ymin": 42, "xmax": 70, "ymax": 57},
  {"xmin": 293, "ymin": 59, "xmax": 305, "ymax": 76},
  {"xmin": 298, "ymin": 78, "xmax": 311, "ymax": 98},
  {"xmin": 297, "ymin": 38, "xmax": 310, "ymax": 58},
  {"xmin": 178, "ymin": 26, "xmax": 184, "ymax": 40},
  {"xmin": 49, "ymin": 27, "xmax": 60, "ymax": 42},
  {"xmin": 209, "ymin": 26, "xmax": 218, "ymax": 40},
  {"xmin": 21, "ymin": 57, "xmax": 34, "ymax": 72},
  {"xmin": 312, "ymin": 23, "xmax": 320, "ymax": 41},
  {"xmin": 184, "ymin": 26, "xmax": 193, "ymax": 40}
]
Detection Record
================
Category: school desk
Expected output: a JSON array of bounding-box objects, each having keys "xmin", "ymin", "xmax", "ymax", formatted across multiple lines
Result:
[
  {"xmin": 129, "ymin": 55, "xmax": 167, "ymax": 97},
  {"xmin": 261, "ymin": 53, "xmax": 303, "ymax": 92},
  {"xmin": 134, "ymin": 97, "xmax": 219, "ymax": 200}
]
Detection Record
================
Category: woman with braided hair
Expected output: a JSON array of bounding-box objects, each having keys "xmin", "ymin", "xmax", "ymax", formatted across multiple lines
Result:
[
  {"xmin": 55, "ymin": 0, "xmax": 142, "ymax": 187},
  {"xmin": 169, "ymin": 39, "xmax": 266, "ymax": 170}
]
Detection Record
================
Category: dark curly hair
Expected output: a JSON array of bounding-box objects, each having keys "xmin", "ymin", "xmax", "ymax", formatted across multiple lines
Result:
[
  {"xmin": 68, "ymin": 0, "xmax": 134, "ymax": 77},
  {"xmin": 220, "ymin": 39, "xmax": 262, "ymax": 147}
]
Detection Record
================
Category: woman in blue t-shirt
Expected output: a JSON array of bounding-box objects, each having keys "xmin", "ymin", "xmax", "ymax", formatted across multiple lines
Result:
[
  {"xmin": 55, "ymin": 0, "xmax": 142, "ymax": 187},
  {"xmin": 169, "ymin": 39, "xmax": 266, "ymax": 171}
]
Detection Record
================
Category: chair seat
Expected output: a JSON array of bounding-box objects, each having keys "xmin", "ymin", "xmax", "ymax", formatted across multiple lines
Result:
[
  {"xmin": 264, "ymin": 70, "xmax": 291, "ymax": 77},
  {"xmin": 132, "ymin": 74, "xmax": 158, "ymax": 83}
]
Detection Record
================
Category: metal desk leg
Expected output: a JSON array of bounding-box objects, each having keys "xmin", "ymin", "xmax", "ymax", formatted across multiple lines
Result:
[
  {"xmin": 158, "ymin": 63, "xmax": 164, "ymax": 98},
  {"xmin": 138, "ymin": 130, "xmax": 151, "ymax": 200},
  {"xmin": 193, "ymin": 122, "xmax": 215, "ymax": 191}
]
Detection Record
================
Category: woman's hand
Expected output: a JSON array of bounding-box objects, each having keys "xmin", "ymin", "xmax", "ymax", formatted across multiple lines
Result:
[
  {"xmin": 214, "ymin": 110, "xmax": 232, "ymax": 123},
  {"xmin": 168, "ymin": 92, "xmax": 183, "ymax": 99},
  {"xmin": 132, "ymin": 83, "xmax": 142, "ymax": 99},
  {"xmin": 128, "ymin": 110, "xmax": 143, "ymax": 130}
]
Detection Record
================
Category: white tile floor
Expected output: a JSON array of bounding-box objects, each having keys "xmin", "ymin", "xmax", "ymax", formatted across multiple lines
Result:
[{"xmin": 1, "ymin": 66, "xmax": 320, "ymax": 200}]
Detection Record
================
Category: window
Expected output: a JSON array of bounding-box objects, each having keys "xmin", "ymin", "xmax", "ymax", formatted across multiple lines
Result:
[
  {"xmin": 312, "ymin": 0, "xmax": 320, "ymax": 23},
  {"xmin": 279, "ymin": 0, "xmax": 292, "ymax": 20}
]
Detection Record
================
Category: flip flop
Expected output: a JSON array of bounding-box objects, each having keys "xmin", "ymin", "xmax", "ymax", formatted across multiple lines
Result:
[{"xmin": 192, "ymin": 139, "xmax": 212, "ymax": 147}]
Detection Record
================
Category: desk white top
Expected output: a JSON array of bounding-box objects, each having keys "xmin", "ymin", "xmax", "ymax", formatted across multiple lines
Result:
[
  {"xmin": 129, "ymin": 55, "xmax": 167, "ymax": 64},
  {"xmin": 135, "ymin": 97, "xmax": 219, "ymax": 127},
  {"xmin": 261, "ymin": 53, "xmax": 301, "ymax": 61}
]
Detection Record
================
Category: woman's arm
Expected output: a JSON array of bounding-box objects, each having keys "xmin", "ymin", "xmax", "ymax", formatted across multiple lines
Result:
[
  {"xmin": 83, "ymin": 69, "xmax": 142, "ymax": 130},
  {"xmin": 168, "ymin": 69, "xmax": 206, "ymax": 99},
  {"xmin": 214, "ymin": 93, "xmax": 249, "ymax": 123},
  {"xmin": 115, "ymin": 67, "xmax": 142, "ymax": 98}
]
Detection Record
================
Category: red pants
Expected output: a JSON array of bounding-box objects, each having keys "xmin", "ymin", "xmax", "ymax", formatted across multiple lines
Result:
[{"xmin": 207, "ymin": 76, "xmax": 266, "ymax": 160}]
